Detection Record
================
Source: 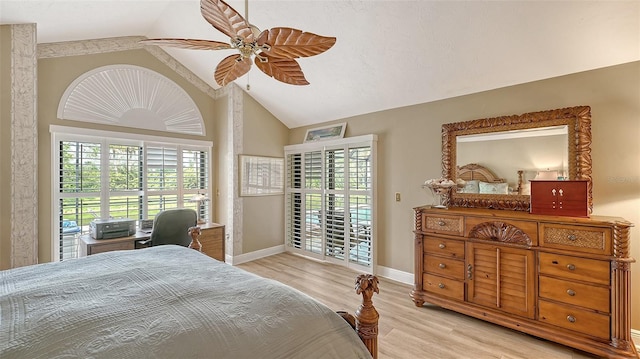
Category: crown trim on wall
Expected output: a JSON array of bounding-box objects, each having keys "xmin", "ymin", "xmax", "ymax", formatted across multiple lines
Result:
[
  {"xmin": 58, "ymin": 65, "xmax": 205, "ymax": 136},
  {"xmin": 37, "ymin": 36, "xmax": 219, "ymax": 99}
]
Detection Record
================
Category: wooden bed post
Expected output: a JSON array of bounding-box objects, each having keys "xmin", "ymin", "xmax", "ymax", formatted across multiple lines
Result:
[
  {"xmin": 188, "ymin": 226, "xmax": 202, "ymax": 252},
  {"xmin": 355, "ymin": 274, "xmax": 379, "ymax": 359}
]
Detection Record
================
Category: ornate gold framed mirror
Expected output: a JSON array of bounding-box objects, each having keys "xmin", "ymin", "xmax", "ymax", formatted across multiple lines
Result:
[{"xmin": 442, "ymin": 106, "xmax": 592, "ymax": 212}]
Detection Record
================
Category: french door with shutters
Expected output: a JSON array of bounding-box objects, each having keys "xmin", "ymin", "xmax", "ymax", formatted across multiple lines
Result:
[{"xmin": 284, "ymin": 135, "xmax": 377, "ymax": 272}]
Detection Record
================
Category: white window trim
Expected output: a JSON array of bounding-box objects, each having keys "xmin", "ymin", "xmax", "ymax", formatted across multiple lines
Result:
[{"xmin": 50, "ymin": 125, "xmax": 213, "ymax": 262}]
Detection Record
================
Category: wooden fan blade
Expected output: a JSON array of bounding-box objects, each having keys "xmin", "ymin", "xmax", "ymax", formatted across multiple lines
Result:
[
  {"xmin": 256, "ymin": 27, "xmax": 336, "ymax": 59},
  {"xmin": 215, "ymin": 54, "xmax": 252, "ymax": 86},
  {"xmin": 140, "ymin": 38, "xmax": 232, "ymax": 51},
  {"xmin": 254, "ymin": 55, "xmax": 309, "ymax": 86},
  {"xmin": 201, "ymin": 0, "xmax": 254, "ymax": 42}
]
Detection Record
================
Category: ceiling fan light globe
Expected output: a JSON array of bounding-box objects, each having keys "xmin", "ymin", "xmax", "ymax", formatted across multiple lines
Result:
[{"xmin": 238, "ymin": 45, "xmax": 253, "ymax": 58}]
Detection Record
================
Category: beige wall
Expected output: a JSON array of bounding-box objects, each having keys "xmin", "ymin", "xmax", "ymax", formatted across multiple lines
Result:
[
  {"xmin": 290, "ymin": 61, "xmax": 640, "ymax": 329},
  {"xmin": 0, "ymin": 26, "xmax": 11, "ymax": 268},
  {"xmin": 241, "ymin": 92, "xmax": 288, "ymax": 253},
  {"xmin": 35, "ymin": 49, "xmax": 217, "ymax": 263}
]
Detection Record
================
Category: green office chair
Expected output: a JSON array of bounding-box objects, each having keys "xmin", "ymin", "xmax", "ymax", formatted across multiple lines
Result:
[{"xmin": 150, "ymin": 208, "xmax": 198, "ymax": 247}]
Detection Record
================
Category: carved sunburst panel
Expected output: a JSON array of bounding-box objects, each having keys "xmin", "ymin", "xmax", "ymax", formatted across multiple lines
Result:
[
  {"xmin": 469, "ymin": 221, "xmax": 532, "ymax": 247},
  {"xmin": 57, "ymin": 65, "xmax": 205, "ymax": 136}
]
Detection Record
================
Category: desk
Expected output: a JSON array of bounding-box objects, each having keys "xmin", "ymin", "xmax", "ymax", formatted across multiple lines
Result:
[{"xmin": 79, "ymin": 223, "xmax": 225, "ymax": 261}]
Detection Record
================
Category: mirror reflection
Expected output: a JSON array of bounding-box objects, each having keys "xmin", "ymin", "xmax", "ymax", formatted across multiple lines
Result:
[{"xmin": 456, "ymin": 125, "xmax": 568, "ymax": 195}]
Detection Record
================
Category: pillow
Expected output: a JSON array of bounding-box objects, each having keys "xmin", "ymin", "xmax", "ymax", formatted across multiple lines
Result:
[
  {"xmin": 460, "ymin": 180, "xmax": 479, "ymax": 193},
  {"xmin": 479, "ymin": 181, "xmax": 509, "ymax": 194}
]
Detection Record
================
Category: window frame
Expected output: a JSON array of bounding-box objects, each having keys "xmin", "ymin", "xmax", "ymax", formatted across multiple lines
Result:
[{"xmin": 50, "ymin": 125, "xmax": 213, "ymax": 261}]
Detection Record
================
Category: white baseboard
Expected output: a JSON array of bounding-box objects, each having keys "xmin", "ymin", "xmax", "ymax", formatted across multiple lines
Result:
[
  {"xmin": 632, "ymin": 329, "xmax": 640, "ymax": 351},
  {"xmin": 227, "ymin": 244, "xmax": 285, "ymax": 265},
  {"xmin": 376, "ymin": 265, "xmax": 413, "ymax": 285}
]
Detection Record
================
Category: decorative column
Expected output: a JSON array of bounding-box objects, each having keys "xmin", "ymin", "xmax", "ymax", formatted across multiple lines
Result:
[
  {"xmin": 220, "ymin": 84, "xmax": 244, "ymax": 263},
  {"xmin": 611, "ymin": 220, "xmax": 636, "ymax": 353},
  {"xmin": 10, "ymin": 23, "xmax": 38, "ymax": 267},
  {"xmin": 411, "ymin": 207, "xmax": 426, "ymax": 306}
]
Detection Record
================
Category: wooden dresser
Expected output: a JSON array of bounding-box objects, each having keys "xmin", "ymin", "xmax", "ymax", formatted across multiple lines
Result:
[
  {"xmin": 411, "ymin": 206, "xmax": 637, "ymax": 358},
  {"xmin": 80, "ymin": 223, "xmax": 225, "ymax": 262}
]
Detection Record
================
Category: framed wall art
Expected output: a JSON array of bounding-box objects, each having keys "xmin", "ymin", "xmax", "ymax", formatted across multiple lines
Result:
[
  {"xmin": 303, "ymin": 122, "xmax": 346, "ymax": 143},
  {"xmin": 239, "ymin": 155, "xmax": 284, "ymax": 196}
]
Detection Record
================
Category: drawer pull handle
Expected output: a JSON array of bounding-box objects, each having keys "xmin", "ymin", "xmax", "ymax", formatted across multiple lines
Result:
[
  {"xmin": 567, "ymin": 289, "xmax": 576, "ymax": 296},
  {"xmin": 438, "ymin": 220, "xmax": 446, "ymax": 226},
  {"xmin": 467, "ymin": 264, "xmax": 473, "ymax": 279},
  {"xmin": 567, "ymin": 234, "xmax": 577, "ymax": 241},
  {"xmin": 567, "ymin": 264, "xmax": 576, "ymax": 271},
  {"xmin": 567, "ymin": 315, "xmax": 576, "ymax": 323},
  {"xmin": 438, "ymin": 243, "xmax": 446, "ymax": 249},
  {"xmin": 439, "ymin": 263, "xmax": 446, "ymax": 269},
  {"xmin": 438, "ymin": 283, "xmax": 445, "ymax": 289}
]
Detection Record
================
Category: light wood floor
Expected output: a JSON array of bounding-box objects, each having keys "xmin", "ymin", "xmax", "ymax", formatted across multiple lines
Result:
[{"xmin": 238, "ymin": 252, "xmax": 598, "ymax": 359}]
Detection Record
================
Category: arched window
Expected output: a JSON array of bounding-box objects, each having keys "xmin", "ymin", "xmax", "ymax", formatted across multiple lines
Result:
[{"xmin": 57, "ymin": 65, "xmax": 204, "ymax": 135}]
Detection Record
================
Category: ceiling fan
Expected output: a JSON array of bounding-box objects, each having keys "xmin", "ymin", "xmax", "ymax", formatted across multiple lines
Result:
[{"xmin": 140, "ymin": 0, "xmax": 336, "ymax": 87}]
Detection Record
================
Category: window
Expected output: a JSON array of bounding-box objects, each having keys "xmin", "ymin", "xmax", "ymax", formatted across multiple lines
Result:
[
  {"xmin": 53, "ymin": 128, "xmax": 211, "ymax": 261},
  {"xmin": 284, "ymin": 135, "xmax": 376, "ymax": 272}
]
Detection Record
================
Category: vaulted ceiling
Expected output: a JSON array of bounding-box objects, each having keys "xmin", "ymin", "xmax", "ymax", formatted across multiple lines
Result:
[{"xmin": 2, "ymin": 1, "xmax": 638, "ymax": 128}]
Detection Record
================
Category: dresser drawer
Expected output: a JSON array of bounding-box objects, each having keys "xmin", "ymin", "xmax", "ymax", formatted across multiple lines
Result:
[
  {"xmin": 423, "ymin": 273, "xmax": 464, "ymax": 301},
  {"xmin": 539, "ymin": 276, "xmax": 609, "ymax": 312},
  {"xmin": 540, "ymin": 223, "xmax": 611, "ymax": 255},
  {"xmin": 424, "ymin": 237, "xmax": 465, "ymax": 259},
  {"xmin": 538, "ymin": 252, "xmax": 609, "ymax": 285},
  {"xmin": 422, "ymin": 214, "xmax": 464, "ymax": 236},
  {"xmin": 538, "ymin": 299, "xmax": 610, "ymax": 340},
  {"xmin": 424, "ymin": 254, "xmax": 465, "ymax": 280}
]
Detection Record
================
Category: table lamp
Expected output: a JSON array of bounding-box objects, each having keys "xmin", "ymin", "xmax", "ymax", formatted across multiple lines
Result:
[{"xmin": 190, "ymin": 193, "xmax": 208, "ymax": 224}]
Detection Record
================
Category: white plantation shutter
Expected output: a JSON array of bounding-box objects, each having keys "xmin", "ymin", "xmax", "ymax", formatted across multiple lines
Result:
[
  {"xmin": 58, "ymin": 141, "xmax": 102, "ymax": 261},
  {"xmin": 286, "ymin": 153, "xmax": 303, "ymax": 249},
  {"xmin": 146, "ymin": 145, "xmax": 180, "ymax": 216},
  {"xmin": 284, "ymin": 135, "xmax": 377, "ymax": 272},
  {"xmin": 182, "ymin": 149, "xmax": 209, "ymax": 222},
  {"xmin": 109, "ymin": 144, "xmax": 144, "ymax": 222}
]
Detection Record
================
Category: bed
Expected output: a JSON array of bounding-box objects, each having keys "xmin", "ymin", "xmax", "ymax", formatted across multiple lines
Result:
[
  {"xmin": 0, "ymin": 245, "xmax": 378, "ymax": 359},
  {"xmin": 457, "ymin": 163, "xmax": 525, "ymax": 195}
]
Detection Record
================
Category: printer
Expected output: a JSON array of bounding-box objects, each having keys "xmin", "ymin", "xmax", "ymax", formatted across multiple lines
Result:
[{"xmin": 90, "ymin": 218, "xmax": 136, "ymax": 239}]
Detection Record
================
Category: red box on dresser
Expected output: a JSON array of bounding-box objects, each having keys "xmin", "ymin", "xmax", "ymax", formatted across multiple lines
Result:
[{"xmin": 530, "ymin": 180, "xmax": 589, "ymax": 217}]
